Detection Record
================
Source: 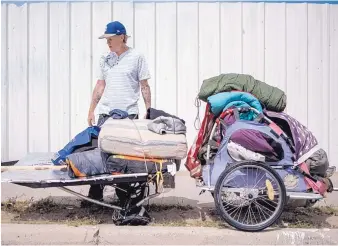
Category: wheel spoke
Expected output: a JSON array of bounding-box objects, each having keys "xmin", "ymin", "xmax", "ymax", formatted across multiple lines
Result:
[{"xmin": 215, "ymin": 162, "xmax": 285, "ymax": 231}]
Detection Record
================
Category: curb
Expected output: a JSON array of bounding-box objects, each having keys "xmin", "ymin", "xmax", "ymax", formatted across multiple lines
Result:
[{"xmin": 2, "ymin": 223, "xmax": 338, "ymax": 245}]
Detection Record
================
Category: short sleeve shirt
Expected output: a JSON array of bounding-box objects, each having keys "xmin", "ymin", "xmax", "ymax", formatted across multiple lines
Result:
[{"xmin": 95, "ymin": 48, "xmax": 151, "ymax": 116}]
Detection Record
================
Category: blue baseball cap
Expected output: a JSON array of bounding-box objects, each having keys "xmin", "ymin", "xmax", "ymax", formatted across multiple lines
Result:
[{"xmin": 98, "ymin": 21, "xmax": 128, "ymax": 39}]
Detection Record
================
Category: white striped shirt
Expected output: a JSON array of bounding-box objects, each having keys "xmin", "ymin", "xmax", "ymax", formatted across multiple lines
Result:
[{"xmin": 95, "ymin": 48, "xmax": 151, "ymax": 116}]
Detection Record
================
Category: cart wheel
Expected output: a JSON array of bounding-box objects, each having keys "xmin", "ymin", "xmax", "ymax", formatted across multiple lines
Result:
[{"xmin": 214, "ymin": 161, "xmax": 286, "ymax": 232}]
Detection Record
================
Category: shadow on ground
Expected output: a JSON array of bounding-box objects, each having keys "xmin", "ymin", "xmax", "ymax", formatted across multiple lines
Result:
[{"xmin": 1, "ymin": 195, "xmax": 338, "ymax": 230}]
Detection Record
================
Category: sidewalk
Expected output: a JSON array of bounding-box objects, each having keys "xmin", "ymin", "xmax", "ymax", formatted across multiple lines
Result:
[{"xmin": 2, "ymin": 223, "xmax": 338, "ymax": 245}]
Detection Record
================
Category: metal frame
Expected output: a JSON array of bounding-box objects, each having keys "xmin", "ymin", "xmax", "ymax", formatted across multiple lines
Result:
[
  {"xmin": 59, "ymin": 187, "xmax": 124, "ymax": 210},
  {"xmin": 58, "ymin": 181, "xmax": 162, "ymax": 211},
  {"xmin": 8, "ymin": 173, "xmax": 150, "ymax": 188}
]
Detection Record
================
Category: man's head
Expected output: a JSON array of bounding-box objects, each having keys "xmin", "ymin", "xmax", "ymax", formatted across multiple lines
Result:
[{"xmin": 99, "ymin": 21, "xmax": 129, "ymax": 51}]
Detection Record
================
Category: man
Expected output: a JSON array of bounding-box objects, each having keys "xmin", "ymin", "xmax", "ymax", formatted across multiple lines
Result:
[
  {"xmin": 85, "ymin": 21, "xmax": 152, "ymax": 203},
  {"xmin": 88, "ymin": 20, "xmax": 151, "ymax": 125}
]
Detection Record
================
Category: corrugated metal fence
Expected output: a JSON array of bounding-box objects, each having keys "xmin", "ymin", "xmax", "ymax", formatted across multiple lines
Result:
[{"xmin": 1, "ymin": 0, "xmax": 338, "ymax": 168}]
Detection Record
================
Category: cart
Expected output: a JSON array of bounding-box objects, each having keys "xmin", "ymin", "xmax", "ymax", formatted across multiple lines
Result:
[
  {"xmin": 1, "ymin": 152, "xmax": 180, "ymax": 225},
  {"xmin": 194, "ymin": 107, "xmax": 337, "ymax": 231},
  {"xmin": 1, "ymin": 107, "xmax": 337, "ymax": 231}
]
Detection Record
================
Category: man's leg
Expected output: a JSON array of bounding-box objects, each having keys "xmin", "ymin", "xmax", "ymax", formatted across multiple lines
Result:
[
  {"xmin": 113, "ymin": 113, "xmax": 138, "ymax": 204},
  {"xmin": 87, "ymin": 184, "xmax": 104, "ymax": 200},
  {"xmin": 82, "ymin": 113, "xmax": 139, "ymax": 207},
  {"xmin": 81, "ymin": 184, "xmax": 104, "ymax": 208}
]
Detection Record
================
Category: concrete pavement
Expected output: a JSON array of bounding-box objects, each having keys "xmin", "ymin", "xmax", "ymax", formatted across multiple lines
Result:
[{"xmin": 2, "ymin": 223, "xmax": 338, "ymax": 245}]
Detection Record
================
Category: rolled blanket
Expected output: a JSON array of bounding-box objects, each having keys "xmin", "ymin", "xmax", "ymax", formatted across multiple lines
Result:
[
  {"xmin": 198, "ymin": 73, "xmax": 287, "ymax": 112},
  {"xmin": 207, "ymin": 91, "xmax": 263, "ymax": 120}
]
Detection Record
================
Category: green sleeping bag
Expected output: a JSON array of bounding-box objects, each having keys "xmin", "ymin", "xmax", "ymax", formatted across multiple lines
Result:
[{"xmin": 198, "ymin": 73, "xmax": 287, "ymax": 112}]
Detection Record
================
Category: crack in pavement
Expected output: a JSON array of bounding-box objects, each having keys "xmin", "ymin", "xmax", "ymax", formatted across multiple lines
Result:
[
  {"xmin": 92, "ymin": 228, "xmax": 100, "ymax": 245},
  {"xmin": 83, "ymin": 228, "xmax": 88, "ymax": 243}
]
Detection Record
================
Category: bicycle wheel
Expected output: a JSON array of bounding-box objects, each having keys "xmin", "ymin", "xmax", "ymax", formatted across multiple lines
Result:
[{"xmin": 214, "ymin": 161, "xmax": 286, "ymax": 232}]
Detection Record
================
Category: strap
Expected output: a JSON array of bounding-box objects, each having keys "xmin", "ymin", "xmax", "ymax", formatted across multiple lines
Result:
[{"xmin": 156, "ymin": 161, "xmax": 164, "ymax": 193}]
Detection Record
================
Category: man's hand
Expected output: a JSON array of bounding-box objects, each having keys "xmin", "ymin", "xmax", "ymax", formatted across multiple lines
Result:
[
  {"xmin": 88, "ymin": 111, "xmax": 95, "ymax": 126},
  {"xmin": 87, "ymin": 79, "xmax": 105, "ymax": 126}
]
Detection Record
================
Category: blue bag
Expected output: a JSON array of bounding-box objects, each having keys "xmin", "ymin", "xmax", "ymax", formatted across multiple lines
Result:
[{"xmin": 51, "ymin": 126, "xmax": 101, "ymax": 165}]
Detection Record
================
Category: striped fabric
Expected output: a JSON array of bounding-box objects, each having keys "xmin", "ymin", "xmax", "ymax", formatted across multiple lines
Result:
[
  {"xmin": 95, "ymin": 48, "xmax": 151, "ymax": 116},
  {"xmin": 99, "ymin": 118, "xmax": 188, "ymax": 159}
]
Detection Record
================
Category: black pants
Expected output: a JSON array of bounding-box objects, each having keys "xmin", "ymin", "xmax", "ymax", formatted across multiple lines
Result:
[{"xmin": 87, "ymin": 113, "xmax": 139, "ymax": 200}]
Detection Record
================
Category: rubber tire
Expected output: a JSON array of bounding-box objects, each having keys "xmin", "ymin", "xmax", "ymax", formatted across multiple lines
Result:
[{"xmin": 214, "ymin": 161, "xmax": 286, "ymax": 232}]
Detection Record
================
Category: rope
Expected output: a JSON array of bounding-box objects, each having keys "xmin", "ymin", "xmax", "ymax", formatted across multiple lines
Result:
[
  {"xmin": 155, "ymin": 161, "xmax": 164, "ymax": 193},
  {"xmin": 126, "ymin": 115, "xmax": 165, "ymax": 193},
  {"xmin": 194, "ymin": 97, "xmax": 201, "ymax": 130},
  {"xmin": 129, "ymin": 116, "xmax": 148, "ymax": 174}
]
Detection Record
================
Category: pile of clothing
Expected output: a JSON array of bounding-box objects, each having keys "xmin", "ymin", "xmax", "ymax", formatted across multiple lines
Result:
[
  {"xmin": 51, "ymin": 108, "xmax": 187, "ymax": 178},
  {"xmin": 185, "ymin": 73, "xmax": 331, "ymax": 181}
]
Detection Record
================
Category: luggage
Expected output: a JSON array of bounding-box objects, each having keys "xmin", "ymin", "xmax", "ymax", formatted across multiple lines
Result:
[
  {"xmin": 66, "ymin": 149, "xmax": 171, "ymax": 177},
  {"xmin": 106, "ymin": 155, "xmax": 170, "ymax": 174},
  {"xmin": 66, "ymin": 149, "xmax": 109, "ymax": 178}
]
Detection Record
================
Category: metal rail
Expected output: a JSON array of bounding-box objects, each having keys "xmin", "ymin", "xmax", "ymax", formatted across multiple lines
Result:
[{"xmin": 58, "ymin": 187, "xmax": 123, "ymax": 211}]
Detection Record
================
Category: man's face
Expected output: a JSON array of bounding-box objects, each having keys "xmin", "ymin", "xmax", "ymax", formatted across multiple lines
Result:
[{"xmin": 106, "ymin": 35, "xmax": 124, "ymax": 51}]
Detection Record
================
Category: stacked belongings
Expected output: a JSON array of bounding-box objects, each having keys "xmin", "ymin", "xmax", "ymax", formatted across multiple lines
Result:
[
  {"xmin": 51, "ymin": 108, "xmax": 188, "ymax": 182},
  {"xmin": 185, "ymin": 73, "xmax": 334, "ymax": 193}
]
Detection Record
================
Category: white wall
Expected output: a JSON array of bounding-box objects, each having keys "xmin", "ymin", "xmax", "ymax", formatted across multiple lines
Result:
[{"xmin": 1, "ymin": 1, "xmax": 338, "ymax": 168}]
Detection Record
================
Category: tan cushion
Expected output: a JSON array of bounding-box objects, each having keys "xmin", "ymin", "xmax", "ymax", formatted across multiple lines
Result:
[{"xmin": 98, "ymin": 118, "xmax": 188, "ymax": 159}]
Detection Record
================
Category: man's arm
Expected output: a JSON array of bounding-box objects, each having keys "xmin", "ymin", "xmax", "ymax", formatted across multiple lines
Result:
[
  {"xmin": 140, "ymin": 79, "xmax": 151, "ymax": 110},
  {"xmin": 88, "ymin": 79, "xmax": 106, "ymax": 125}
]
